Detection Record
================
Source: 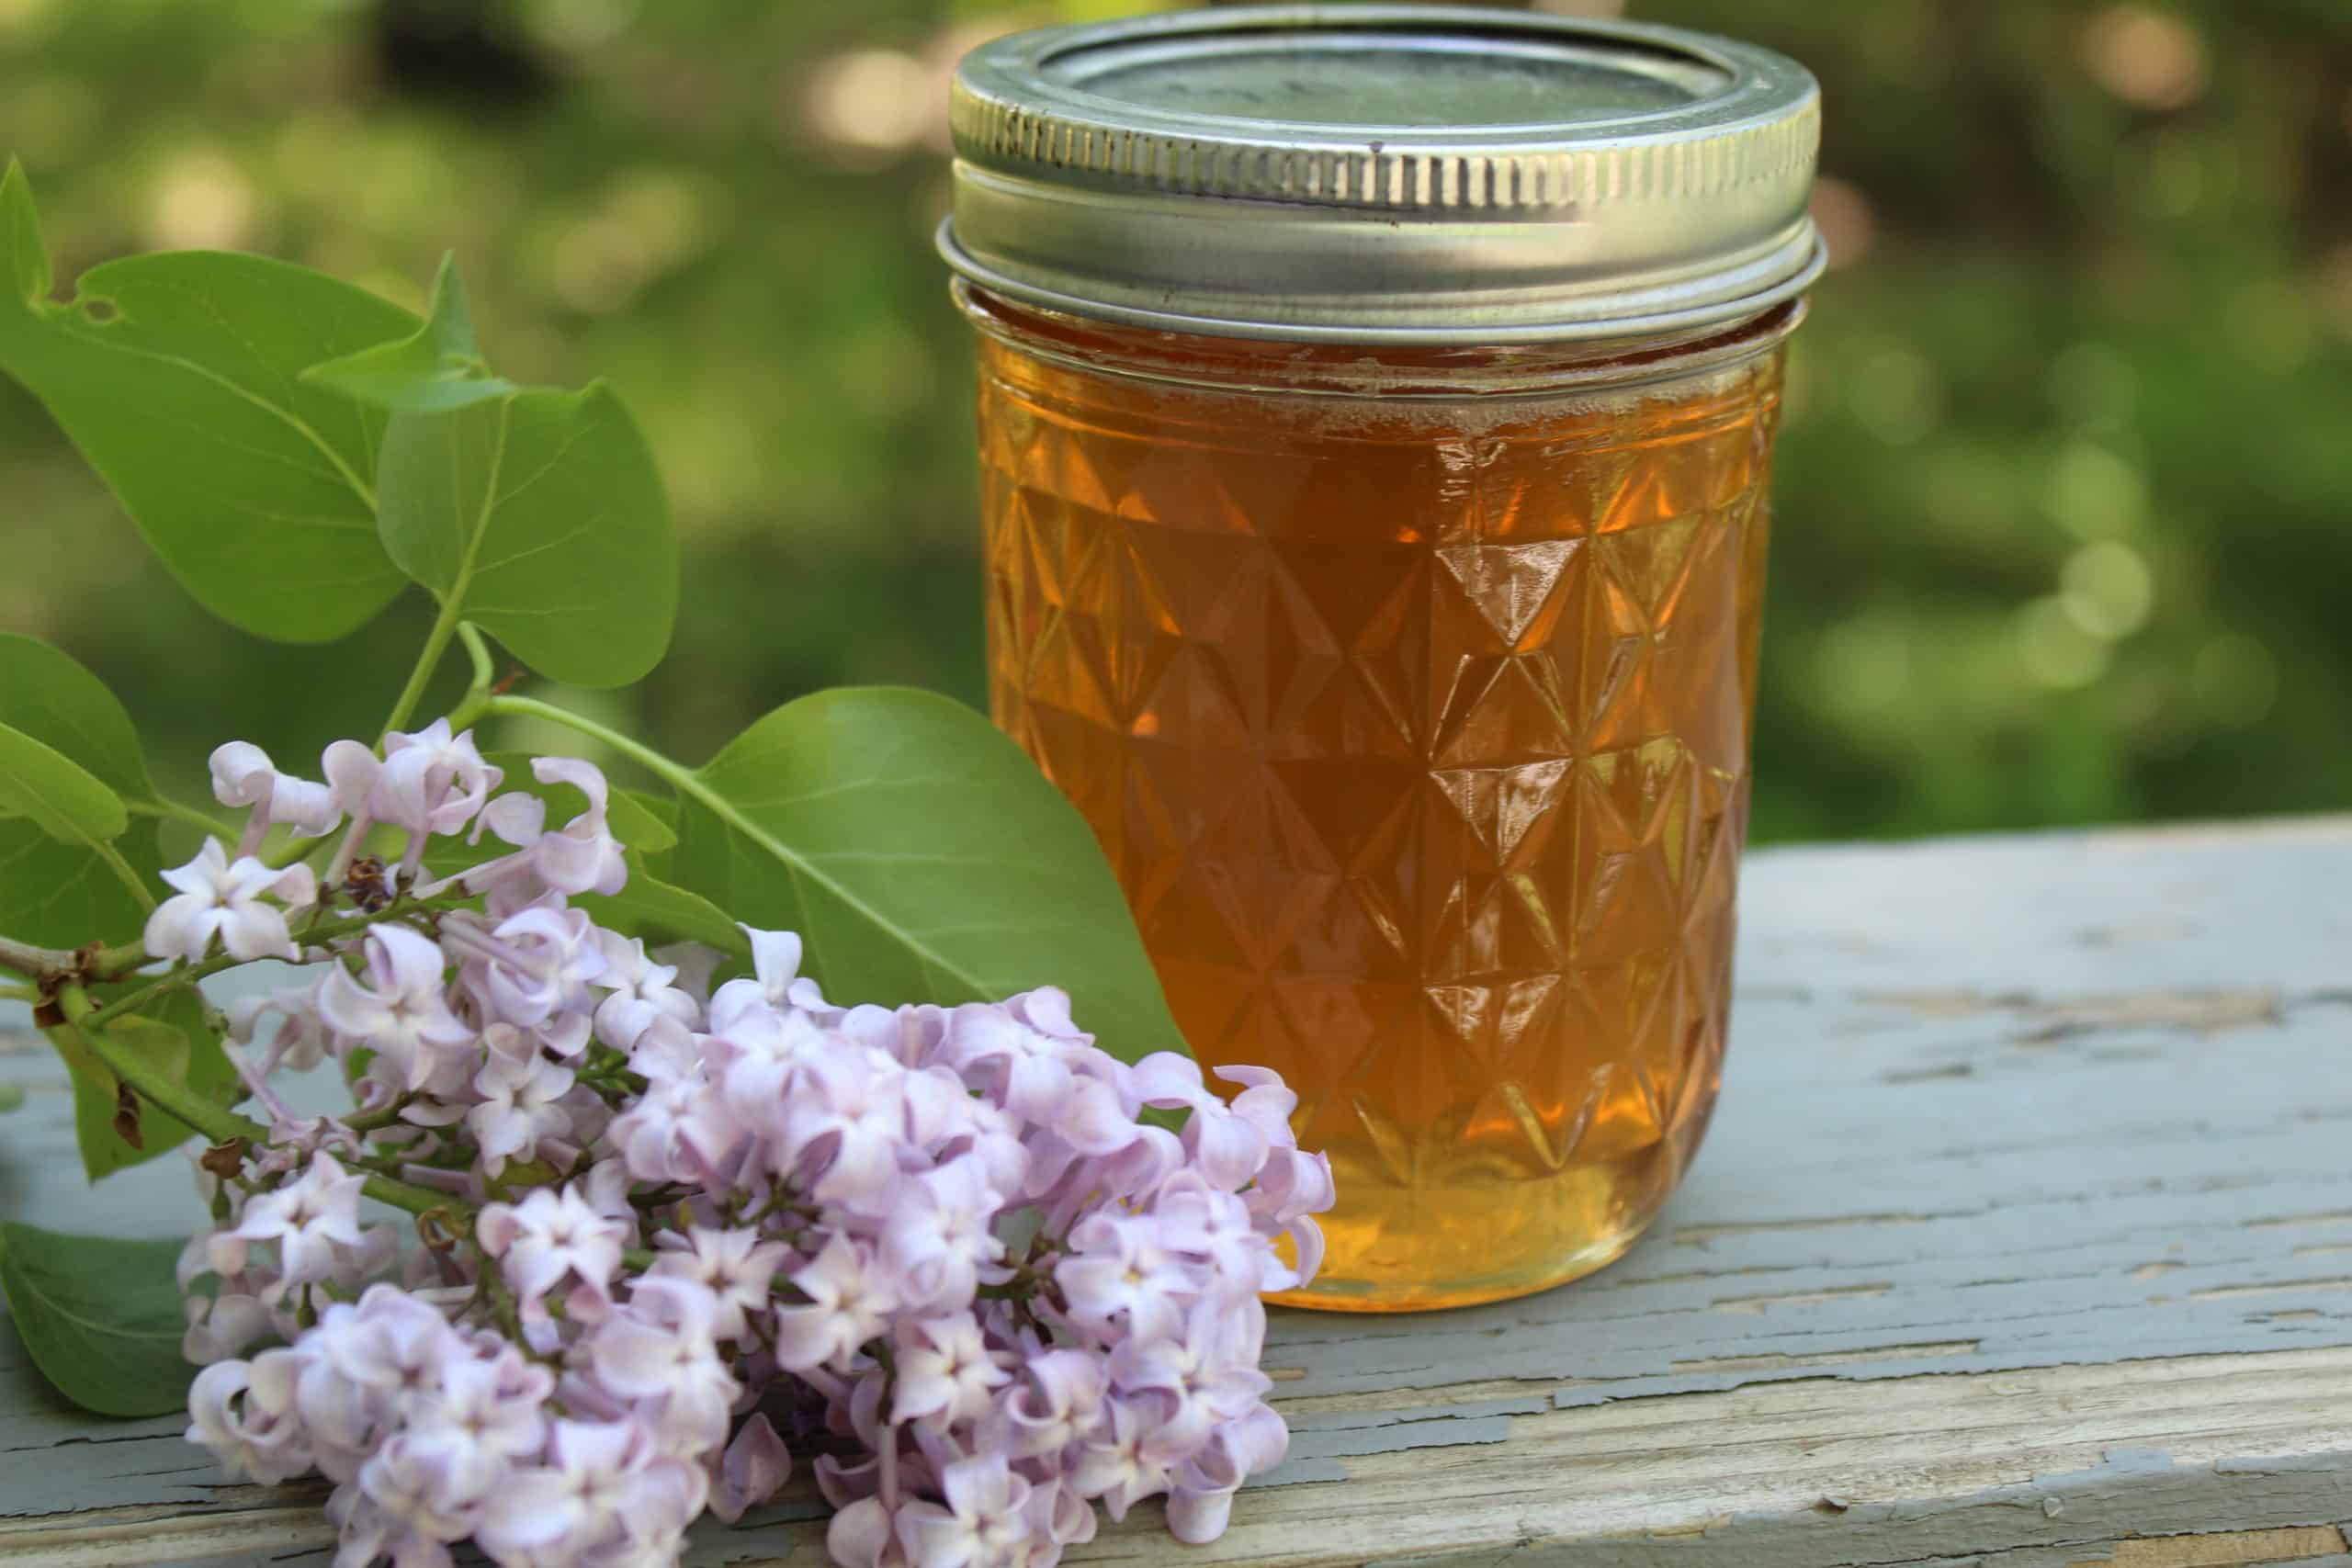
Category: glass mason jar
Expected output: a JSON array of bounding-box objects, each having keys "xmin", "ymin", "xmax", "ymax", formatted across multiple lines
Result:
[{"xmin": 942, "ymin": 5, "xmax": 1821, "ymax": 1312}]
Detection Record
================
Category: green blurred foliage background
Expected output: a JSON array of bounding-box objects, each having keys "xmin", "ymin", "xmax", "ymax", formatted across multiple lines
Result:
[{"xmin": 1, "ymin": 0, "xmax": 2347, "ymax": 842}]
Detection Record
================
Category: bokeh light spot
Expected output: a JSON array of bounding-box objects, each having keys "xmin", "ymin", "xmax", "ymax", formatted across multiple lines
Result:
[
  {"xmin": 1809, "ymin": 176, "xmax": 1874, "ymax": 271},
  {"xmin": 548, "ymin": 168, "xmax": 716, "ymax": 315},
  {"xmin": 2041, "ymin": 440, "xmax": 2149, "ymax": 541},
  {"xmin": 2082, "ymin": 6, "xmax": 2208, "ymax": 111},
  {"xmin": 146, "ymin": 152, "xmax": 257, "ymax": 252},
  {"xmin": 2061, "ymin": 540, "xmax": 2155, "ymax": 642},
  {"xmin": 803, "ymin": 50, "xmax": 934, "ymax": 158},
  {"xmin": 0, "ymin": 0, "xmax": 53, "ymax": 35},
  {"xmin": 2015, "ymin": 597, "xmax": 2112, "ymax": 690},
  {"xmin": 521, "ymin": 0, "xmax": 639, "ymax": 52}
]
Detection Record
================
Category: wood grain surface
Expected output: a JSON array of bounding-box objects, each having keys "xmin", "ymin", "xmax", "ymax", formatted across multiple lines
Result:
[{"xmin": 4, "ymin": 818, "xmax": 2349, "ymax": 1565}]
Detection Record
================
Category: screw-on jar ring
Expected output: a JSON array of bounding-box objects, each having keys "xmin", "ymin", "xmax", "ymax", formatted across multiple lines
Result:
[{"xmin": 944, "ymin": 5, "xmax": 1823, "ymax": 344}]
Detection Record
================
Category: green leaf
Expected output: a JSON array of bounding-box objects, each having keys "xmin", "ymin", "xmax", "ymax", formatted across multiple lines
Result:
[
  {"xmin": 0, "ymin": 1083, "xmax": 23, "ymax": 1113},
  {"xmin": 373, "ymin": 385, "xmax": 677, "ymax": 687},
  {"xmin": 628, "ymin": 791, "xmax": 679, "ymax": 837},
  {"xmin": 612, "ymin": 792, "xmax": 678, "ymax": 855},
  {"xmin": 0, "ymin": 1220, "xmax": 191, "ymax": 1417},
  {"xmin": 0, "ymin": 161, "xmax": 414, "ymax": 642},
  {"xmin": 0, "ymin": 635, "xmax": 153, "ymax": 807},
  {"xmin": 669, "ymin": 688, "xmax": 1188, "ymax": 1063},
  {"xmin": 301, "ymin": 254, "xmax": 519, "ymax": 413},
  {"xmin": 576, "ymin": 857, "xmax": 750, "ymax": 957},
  {"xmin": 52, "ymin": 990, "xmax": 238, "ymax": 1180},
  {"xmin": 0, "ymin": 818, "xmax": 156, "ymax": 949},
  {"xmin": 0, "ymin": 720, "xmax": 128, "ymax": 845},
  {"xmin": 626, "ymin": 791, "xmax": 682, "ymax": 884},
  {"xmin": 3, "ymin": 156, "xmax": 48, "ymax": 307}
]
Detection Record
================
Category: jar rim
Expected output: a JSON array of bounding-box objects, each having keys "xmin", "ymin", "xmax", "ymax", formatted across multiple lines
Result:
[{"xmin": 954, "ymin": 278, "xmax": 1807, "ymax": 402}]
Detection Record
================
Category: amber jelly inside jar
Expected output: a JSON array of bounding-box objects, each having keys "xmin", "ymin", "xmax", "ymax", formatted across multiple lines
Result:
[{"xmin": 943, "ymin": 4, "xmax": 1822, "ymax": 1311}]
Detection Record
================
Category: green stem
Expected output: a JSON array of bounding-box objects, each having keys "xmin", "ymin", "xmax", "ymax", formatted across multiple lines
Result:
[
  {"xmin": 344, "ymin": 1096, "xmax": 414, "ymax": 1134},
  {"xmin": 387, "ymin": 395, "xmax": 506, "ymax": 741},
  {"xmin": 361, "ymin": 1177, "xmax": 469, "ymax": 1223},
  {"xmin": 59, "ymin": 986, "xmax": 264, "ymax": 1146},
  {"xmin": 128, "ymin": 797, "xmax": 240, "ymax": 838},
  {"xmin": 94, "ymin": 840, "xmax": 156, "ymax": 912},
  {"xmin": 444, "ymin": 626, "xmax": 496, "ymax": 734},
  {"xmin": 60, "ymin": 984, "xmax": 475, "ymax": 1224},
  {"xmin": 82, "ymin": 962, "xmax": 218, "ymax": 1032},
  {"xmin": 484, "ymin": 694, "xmax": 695, "ymax": 799},
  {"xmin": 0, "ymin": 983, "xmax": 35, "ymax": 1003},
  {"xmin": 460, "ymin": 621, "xmax": 496, "ymax": 694},
  {"xmin": 381, "ymin": 592, "xmax": 467, "ymax": 740},
  {"xmin": 85, "ymin": 936, "xmax": 158, "ymax": 980},
  {"xmin": 6, "ymin": 878, "xmax": 447, "ymax": 987},
  {"xmin": 78, "ymin": 897, "xmax": 471, "ymax": 1032}
]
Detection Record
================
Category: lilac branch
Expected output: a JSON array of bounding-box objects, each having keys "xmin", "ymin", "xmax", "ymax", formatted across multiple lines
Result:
[
  {"xmin": 0, "ymin": 932, "xmax": 76, "ymax": 979},
  {"xmin": 56, "ymin": 984, "xmax": 478, "ymax": 1224},
  {"xmin": 76, "ymin": 896, "xmax": 474, "ymax": 1033}
]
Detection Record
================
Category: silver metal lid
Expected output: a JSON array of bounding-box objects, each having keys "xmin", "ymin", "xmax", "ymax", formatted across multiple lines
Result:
[{"xmin": 940, "ymin": 4, "xmax": 1824, "ymax": 344}]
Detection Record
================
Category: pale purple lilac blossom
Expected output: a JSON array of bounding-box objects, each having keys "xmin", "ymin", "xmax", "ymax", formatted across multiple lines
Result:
[
  {"xmin": 209, "ymin": 741, "xmax": 339, "ymax": 856},
  {"xmin": 143, "ymin": 839, "xmax": 319, "ymax": 964},
  {"xmin": 172, "ymin": 724, "xmax": 1331, "ymax": 1568}
]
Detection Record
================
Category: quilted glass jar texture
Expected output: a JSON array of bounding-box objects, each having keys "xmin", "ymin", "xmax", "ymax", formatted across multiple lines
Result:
[{"xmin": 967, "ymin": 295, "xmax": 1788, "ymax": 1309}]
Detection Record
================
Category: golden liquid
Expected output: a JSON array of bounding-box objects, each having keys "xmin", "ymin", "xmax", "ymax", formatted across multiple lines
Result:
[{"xmin": 967, "ymin": 293, "xmax": 1788, "ymax": 1311}]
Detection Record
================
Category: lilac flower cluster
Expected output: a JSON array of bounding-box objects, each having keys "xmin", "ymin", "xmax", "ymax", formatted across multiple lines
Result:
[{"xmin": 171, "ymin": 725, "xmax": 1334, "ymax": 1568}]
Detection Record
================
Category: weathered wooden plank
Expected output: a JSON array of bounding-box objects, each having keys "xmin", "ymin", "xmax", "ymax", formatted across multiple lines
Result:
[
  {"xmin": 1, "ymin": 818, "xmax": 2347, "ymax": 1563},
  {"xmin": 1062, "ymin": 1351, "xmax": 2352, "ymax": 1568},
  {"xmin": 6, "ymin": 1349, "xmax": 2346, "ymax": 1566}
]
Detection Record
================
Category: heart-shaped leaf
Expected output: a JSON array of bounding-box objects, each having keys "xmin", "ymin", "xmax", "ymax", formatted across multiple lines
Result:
[
  {"xmin": 0, "ymin": 636, "xmax": 152, "ymax": 806},
  {"xmin": 0, "ymin": 1221, "xmax": 191, "ymax": 1417},
  {"xmin": 302, "ymin": 254, "xmax": 518, "ymax": 414},
  {"xmin": 0, "ymin": 160, "xmax": 415, "ymax": 643},
  {"xmin": 0, "ymin": 720, "xmax": 128, "ymax": 846},
  {"xmin": 369, "ymin": 384, "xmax": 677, "ymax": 688},
  {"xmin": 667, "ymin": 688, "xmax": 1187, "ymax": 1063},
  {"xmin": 0, "ymin": 819, "xmax": 156, "ymax": 951},
  {"xmin": 0, "ymin": 640, "xmax": 163, "ymax": 953}
]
